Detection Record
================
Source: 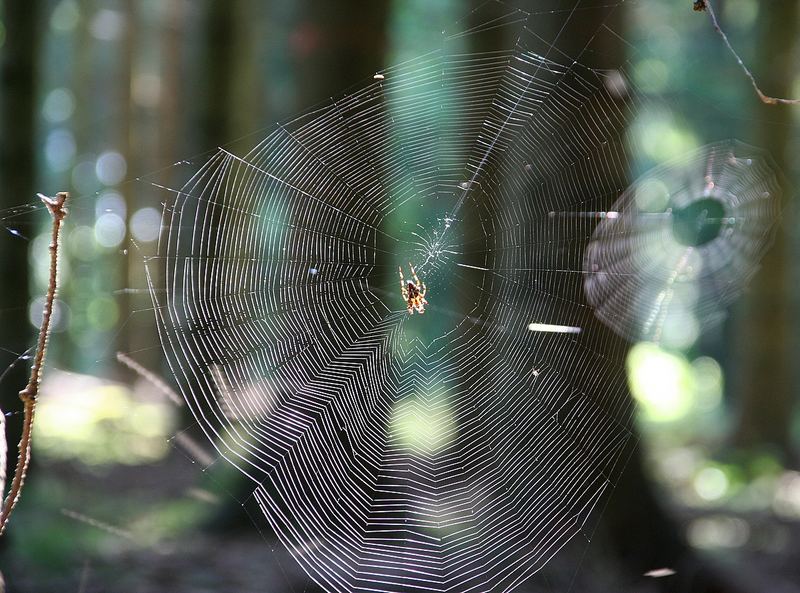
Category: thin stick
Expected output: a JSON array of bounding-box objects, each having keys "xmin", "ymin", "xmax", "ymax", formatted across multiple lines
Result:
[
  {"xmin": 696, "ymin": 0, "xmax": 800, "ymax": 106},
  {"xmin": 115, "ymin": 351, "xmax": 183, "ymax": 406},
  {"xmin": 0, "ymin": 192, "xmax": 68, "ymax": 536}
]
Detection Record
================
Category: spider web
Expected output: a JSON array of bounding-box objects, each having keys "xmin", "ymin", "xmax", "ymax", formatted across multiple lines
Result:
[
  {"xmin": 144, "ymin": 2, "xmax": 661, "ymax": 591},
  {"xmin": 584, "ymin": 140, "xmax": 783, "ymax": 345}
]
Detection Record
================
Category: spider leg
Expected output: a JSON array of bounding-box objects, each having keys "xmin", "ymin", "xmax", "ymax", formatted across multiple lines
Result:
[
  {"xmin": 409, "ymin": 262, "xmax": 420, "ymax": 287},
  {"xmin": 399, "ymin": 266, "xmax": 409, "ymax": 301}
]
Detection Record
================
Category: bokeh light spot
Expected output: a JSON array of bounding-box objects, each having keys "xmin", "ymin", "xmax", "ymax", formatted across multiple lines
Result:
[
  {"xmin": 50, "ymin": 0, "xmax": 80, "ymax": 32},
  {"xmin": 130, "ymin": 207, "xmax": 161, "ymax": 242},
  {"xmin": 94, "ymin": 212, "xmax": 126, "ymax": 248},
  {"xmin": 687, "ymin": 516, "xmax": 749, "ymax": 549},
  {"xmin": 96, "ymin": 150, "xmax": 127, "ymax": 186},
  {"xmin": 95, "ymin": 190, "xmax": 127, "ymax": 219},
  {"xmin": 87, "ymin": 295, "xmax": 119, "ymax": 330},
  {"xmin": 691, "ymin": 356, "xmax": 723, "ymax": 411},
  {"xmin": 42, "ymin": 88, "xmax": 76, "ymax": 123},
  {"xmin": 723, "ymin": 0, "xmax": 758, "ymax": 29},
  {"xmin": 694, "ymin": 466, "xmax": 729, "ymax": 501},
  {"xmin": 634, "ymin": 58, "xmax": 670, "ymax": 94},
  {"xmin": 29, "ymin": 297, "xmax": 69, "ymax": 333},
  {"xmin": 90, "ymin": 8, "xmax": 125, "ymax": 41},
  {"xmin": 72, "ymin": 158, "xmax": 100, "ymax": 195},
  {"xmin": 69, "ymin": 225, "xmax": 98, "ymax": 261},
  {"xmin": 45, "ymin": 129, "xmax": 76, "ymax": 172}
]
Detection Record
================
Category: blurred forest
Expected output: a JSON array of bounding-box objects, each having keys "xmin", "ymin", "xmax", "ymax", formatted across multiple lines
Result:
[{"xmin": 0, "ymin": 1, "xmax": 799, "ymax": 592}]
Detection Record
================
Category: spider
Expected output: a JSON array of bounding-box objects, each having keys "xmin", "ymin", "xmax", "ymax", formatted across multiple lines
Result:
[{"xmin": 399, "ymin": 263, "xmax": 428, "ymax": 315}]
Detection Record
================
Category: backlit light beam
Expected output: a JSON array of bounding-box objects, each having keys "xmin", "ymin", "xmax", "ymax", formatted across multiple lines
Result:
[{"xmin": 527, "ymin": 323, "xmax": 582, "ymax": 334}]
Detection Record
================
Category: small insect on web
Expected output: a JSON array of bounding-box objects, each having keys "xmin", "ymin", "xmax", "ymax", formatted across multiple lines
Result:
[{"xmin": 142, "ymin": 1, "xmax": 753, "ymax": 592}]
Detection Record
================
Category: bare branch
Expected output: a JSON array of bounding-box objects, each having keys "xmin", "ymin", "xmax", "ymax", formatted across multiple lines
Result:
[
  {"xmin": 697, "ymin": 0, "xmax": 800, "ymax": 106},
  {"xmin": 0, "ymin": 191, "xmax": 68, "ymax": 536},
  {"xmin": 115, "ymin": 351, "xmax": 183, "ymax": 406}
]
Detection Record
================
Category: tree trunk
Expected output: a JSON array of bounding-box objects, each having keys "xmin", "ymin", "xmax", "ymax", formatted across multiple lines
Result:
[
  {"xmin": 0, "ymin": 0, "xmax": 41, "ymax": 537},
  {"xmin": 730, "ymin": 0, "xmax": 798, "ymax": 462}
]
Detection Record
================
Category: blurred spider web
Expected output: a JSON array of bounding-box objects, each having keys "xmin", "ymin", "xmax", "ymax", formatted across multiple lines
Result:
[
  {"xmin": 584, "ymin": 140, "xmax": 782, "ymax": 347},
  {"xmin": 128, "ymin": 1, "xmax": 780, "ymax": 592}
]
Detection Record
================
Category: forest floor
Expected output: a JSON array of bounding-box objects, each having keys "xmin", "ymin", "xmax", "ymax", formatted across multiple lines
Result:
[{"xmin": 3, "ymin": 449, "xmax": 800, "ymax": 593}]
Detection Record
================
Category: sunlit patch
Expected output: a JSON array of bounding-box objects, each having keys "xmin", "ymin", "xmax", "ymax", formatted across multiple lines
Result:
[
  {"xmin": 687, "ymin": 516, "xmax": 749, "ymax": 549},
  {"xmin": 391, "ymin": 393, "xmax": 456, "ymax": 452},
  {"xmin": 627, "ymin": 342, "xmax": 693, "ymax": 422},
  {"xmin": 630, "ymin": 109, "xmax": 699, "ymax": 163},
  {"xmin": 659, "ymin": 447, "xmax": 701, "ymax": 483},
  {"xmin": 35, "ymin": 370, "xmax": 175, "ymax": 465},
  {"xmin": 628, "ymin": 345, "xmax": 725, "ymax": 424},
  {"xmin": 773, "ymin": 471, "xmax": 800, "ymax": 519},
  {"xmin": 603, "ymin": 69, "xmax": 628, "ymax": 98}
]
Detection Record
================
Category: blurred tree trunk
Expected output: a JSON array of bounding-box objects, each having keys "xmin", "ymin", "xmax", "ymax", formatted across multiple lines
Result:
[
  {"xmin": 0, "ymin": 0, "xmax": 40, "ymax": 528},
  {"xmin": 127, "ymin": 0, "xmax": 185, "ymax": 373},
  {"xmin": 118, "ymin": 0, "xmax": 134, "ymax": 361},
  {"xmin": 201, "ymin": 0, "xmax": 234, "ymax": 148},
  {"xmin": 297, "ymin": 0, "xmax": 389, "ymax": 106},
  {"xmin": 158, "ymin": 1, "xmax": 184, "ymax": 170},
  {"xmin": 730, "ymin": 0, "xmax": 798, "ymax": 462},
  {"xmin": 65, "ymin": 0, "xmax": 93, "ymax": 370},
  {"xmin": 204, "ymin": 0, "xmax": 391, "ymax": 534},
  {"xmin": 572, "ymin": 6, "xmax": 688, "ymax": 588},
  {"xmin": 582, "ymin": 6, "xmax": 752, "ymax": 593}
]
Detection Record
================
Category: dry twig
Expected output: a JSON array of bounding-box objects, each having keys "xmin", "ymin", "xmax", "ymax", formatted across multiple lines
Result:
[
  {"xmin": 697, "ymin": 0, "xmax": 800, "ymax": 106},
  {"xmin": 0, "ymin": 192, "xmax": 68, "ymax": 535}
]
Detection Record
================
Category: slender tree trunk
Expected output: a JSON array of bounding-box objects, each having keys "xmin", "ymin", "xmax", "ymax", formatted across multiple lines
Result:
[
  {"xmin": 204, "ymin": 0, "xmax": 391, "ymax": 535},
  {"xmin": 572, "ymin": 6, "xmax": 754, "ymax": 592},
  {"xmin": 297, "ymin": 0, "xmax": 389, "ymax": 106},
  {"xmin": 730, "ymin": 0, "xmax": 798, "ymax": 461},
  {"xmin": 118, "ymin": 0, "xmax": 135, "ymax": 363},
  {"xmin": 199, "ymin": 0, "xmax": 237, "ymax": 150}
]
